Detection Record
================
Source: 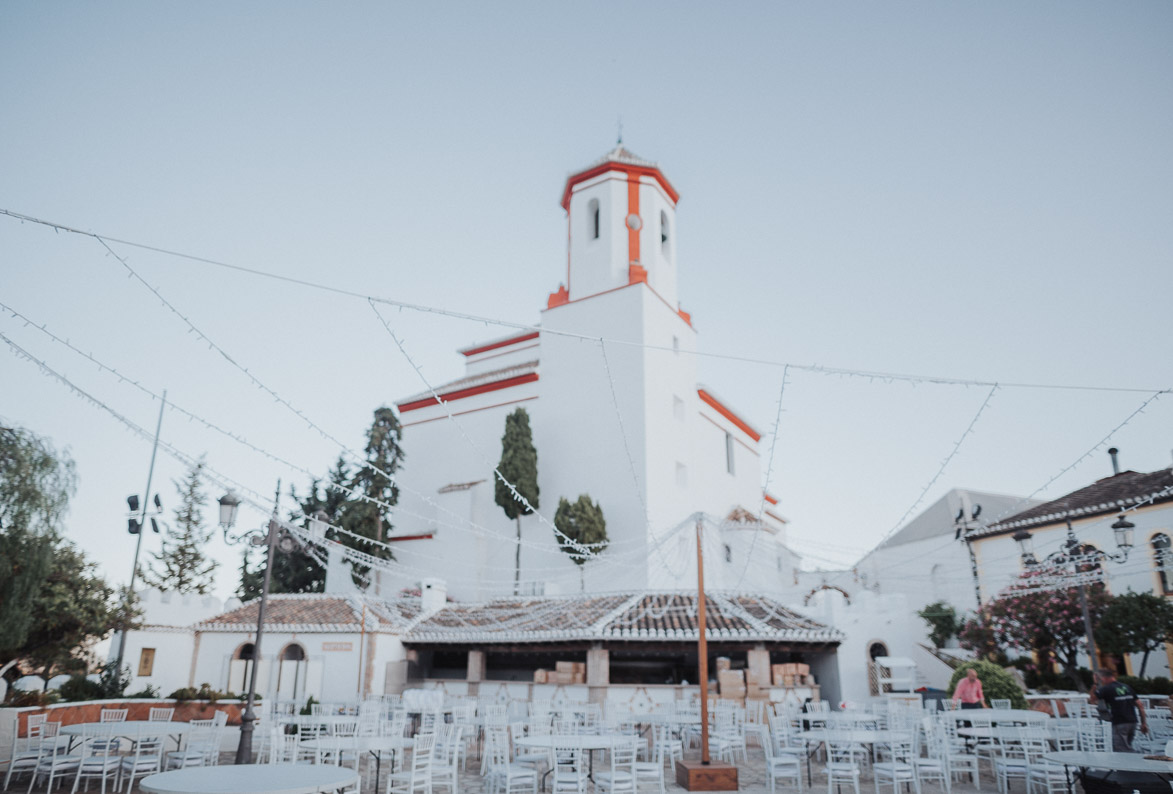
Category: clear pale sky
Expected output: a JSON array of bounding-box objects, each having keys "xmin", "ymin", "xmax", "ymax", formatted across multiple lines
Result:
[{"xmin": 2, "ymin": 2, "xmax": 1171, "ymax": 601}]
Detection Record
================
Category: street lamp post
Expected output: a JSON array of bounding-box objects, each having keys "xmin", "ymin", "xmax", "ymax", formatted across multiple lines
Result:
[
  {"xmin": 1013, "ymin": 515, "xmax": 1134, "ymax": 671},
  {"xmin": 217, "ymin": 486, "xmax": 328, "ymax": 764}
]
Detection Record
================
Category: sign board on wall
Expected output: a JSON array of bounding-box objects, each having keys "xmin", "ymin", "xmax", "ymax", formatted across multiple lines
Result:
[{"xmin": 322, "ymin": 642, "xmax": 353, "ymax": 652}]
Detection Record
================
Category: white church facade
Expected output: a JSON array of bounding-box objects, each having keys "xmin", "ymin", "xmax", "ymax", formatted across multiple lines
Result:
[{"xmin": 383, "ymin": 145, "xmax": 797, "ymax": 600}]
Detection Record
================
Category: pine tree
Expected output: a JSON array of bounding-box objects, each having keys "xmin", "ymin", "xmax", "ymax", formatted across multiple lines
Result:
[
  {"xmin": 494, "ymin": 408, "xmax": 539, "ymax": 594},
  {"xmin": 553, "ymin": 494, "xmax": 607, "ymax": 592},
  {"xmin": 142, "ymin": 460, "xmax": 217, "ymax": 594}
]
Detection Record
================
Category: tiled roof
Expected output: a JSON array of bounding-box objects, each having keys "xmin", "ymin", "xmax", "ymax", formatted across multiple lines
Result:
[
  {"xmin": 396, "ymin": 360, "xmax": 539, "ymax": 408},
  {"xmin": 980, "ymin": 468, "xmax": 1173, "ymax": 535},
  {"xmin": 196, "ymin": 594, "xmax": 422, "ymax": 633},
  {"xmin": 403, "ymin": 591, "xmax": 842, "ymax": 645}
]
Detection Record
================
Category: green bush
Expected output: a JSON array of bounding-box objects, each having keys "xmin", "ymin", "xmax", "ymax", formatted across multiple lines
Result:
[
  {"xmin": 58, "ymin": 675, "xmax": 105, "ymax": 702},
  {"xmin": 124, "ymin": 685, "xmax": 160, "ymax": 699},
  {"xmin": 167, "ymin": 684, "xmax": 245, "ymax": 703},
  {"xmin": 1007, "ymin": 657, "xmax": 1092, "ymax": 691},
  {"xmin": 1118, "ymin": 676, "xmax": 1173, "ymax": 696},
  {"xmin": 947, "ymin": 660, "xmax": 1028, "ymax": 709}
]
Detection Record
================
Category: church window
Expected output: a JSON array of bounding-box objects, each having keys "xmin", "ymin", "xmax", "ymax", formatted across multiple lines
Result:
[
  {"xmin": 724, "ymin": 544, "xmax": 732, "ymax": 563},
  {"xmin": 660, "ymin": 210, "xmax": 669, "ymax": 249},
  {"xmin": 725, "ymin": 432, "xmax": 735, "ymax": 475},
  {"xmin": 1153, "ymin": 533, "xmax": 1172, "ymax": 594},
  {"xmin": 277, "ymin": 643, "xmax": 308, "ymax": 699},
  {"xmin": 589, "ymin": 199, "xmax": 600, "ymax": 240},
  {"xmin": 672, "ymin": 336, "xmax": 679, "ymax": 355},
  {"xmin": 675, "ymin": 462, "xmax": 687, "ymax": 488},
  {"xmin": 137, "ymin": 648, "xmax": 155, "ymax": 677}
]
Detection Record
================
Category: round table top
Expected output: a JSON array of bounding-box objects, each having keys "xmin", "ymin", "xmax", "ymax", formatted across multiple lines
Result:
[
  {"xmin": 797, "ymin": 729, "xmax": 912, "ymax": 744},
  {"xmin": 641, "ymin": 713, "xmax": 701, "ymax": 725},
  {"xmin": 516, "ymin": 734, "xmax": 625, "ymax": 750},
  {"xmin": 61, "ymin": 721, "xmax": 193, "ymax": 737},
  {"xmin": 300, "ymin": 736, "xmax": 413, "ymax": 753},
  {"xmin": 140, "ymin": 763, "xmax": 358, "ymax": 794},
  {"xmin": 944, "ymin": 710, "xmax": 1051, "ymax": 725},
  {"xmin": 1042, "ymin": 751, "xmax": 1173, "ymax": 774},
  {"xmin": 957, "ymin": 726, "xmax": 1041, "ymax": 741},
  {"xmin": 800, "ymin": 713, "xmax": 880, "ymax": 724}
]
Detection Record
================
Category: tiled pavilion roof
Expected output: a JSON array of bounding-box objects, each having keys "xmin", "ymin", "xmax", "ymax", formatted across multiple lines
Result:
[{"xmin": 403, "ymin": 591, "xmax": 841, "ymax": 645}]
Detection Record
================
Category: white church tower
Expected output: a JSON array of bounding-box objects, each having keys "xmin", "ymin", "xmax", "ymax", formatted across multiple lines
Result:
[{"xmin": 390, "ymin": 146, "xmax": 796, "ymax": 599}]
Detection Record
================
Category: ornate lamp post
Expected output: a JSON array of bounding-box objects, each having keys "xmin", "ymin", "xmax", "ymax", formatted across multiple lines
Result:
[
  {"xmin": 1013, "ymin": 515, "xmax": 1134, "ymax": 669},
  {"xmin": 216, "ymin": 485, "xmax": 324, "ymax": 764}
]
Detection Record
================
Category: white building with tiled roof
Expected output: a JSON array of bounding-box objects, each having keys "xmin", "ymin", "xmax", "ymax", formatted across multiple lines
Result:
[{"xmin": 385, "ymin": 145, "xmax": 799, "ymax": 601}]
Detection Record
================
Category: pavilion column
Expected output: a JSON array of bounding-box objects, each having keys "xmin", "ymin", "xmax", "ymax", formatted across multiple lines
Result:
[
  {"xmin": 467, "ymin": 650, "xmax": 487, "ymax": 696},
  {"xmin": 587, "ymin": 646, "xmax": 609, "ymax": 704}
]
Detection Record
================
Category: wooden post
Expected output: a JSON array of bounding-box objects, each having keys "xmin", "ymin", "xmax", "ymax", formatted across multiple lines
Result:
[
  {"xmin": 696, "ymin": 518, "xmax": 711, "ymax": 765},
  {"xmin": 676, "ymin": 516, "xmax": 738, "ymax": 790}
]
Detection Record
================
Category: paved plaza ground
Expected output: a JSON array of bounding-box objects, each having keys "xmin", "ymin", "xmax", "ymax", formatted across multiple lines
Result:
[{"xmin": 16, "ymin": 741, "xmax": 1006, "ymax": 794}]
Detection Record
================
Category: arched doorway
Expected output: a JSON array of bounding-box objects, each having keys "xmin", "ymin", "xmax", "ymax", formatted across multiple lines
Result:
[
  {"xmin": 867, "ymin": 641, "xmax": 889, "ymax": 697},
  {"xmin": 276, "ymin": 644, "xmax": 307, "ymax": 700},
  {"xmin": 228, "ymin": 643, "xmax": 255, "ymax": 694}
]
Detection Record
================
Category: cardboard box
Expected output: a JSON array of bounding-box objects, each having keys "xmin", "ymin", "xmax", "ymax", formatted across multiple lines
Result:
[
  {"xmin": 747, "ymin": 654, "xmax": 771, "ymax": 687},
  {"xmin": 572, "ymin": 672, "xmax": 585, "ymax": 685},
  {"xmin": 555, "ymin": 661, "xmax": 576, "ymax": 674},
  {"xmin": 716, "ymin": 657, "xmax": 732, "ymax": 672},
  {"xmin": 771, "ymin": 665, "xmax": 787, "ymax": 686},
  {"xmin": 794, "ymin": 663, "xmax": 810, "ymax": 676},
  {"xmin": 718, "ymin": 669, "xmax": 744, "ymax": 692},
  {"xmin": 549, "ymin": 671, "xmax": 573, "ymax": 685},
  {"xmin": 534, "ymin": 669, "xmax": 548, "ymax": 684},
  {"xmin": 572, "ymin": 662, "xmax": 586, "ymax": 675}
]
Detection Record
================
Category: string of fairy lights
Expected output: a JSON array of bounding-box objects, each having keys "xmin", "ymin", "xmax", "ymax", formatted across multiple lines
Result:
[{"xmin": 2, "ymin": 205, "xmax": 1171, "ymax": 608}]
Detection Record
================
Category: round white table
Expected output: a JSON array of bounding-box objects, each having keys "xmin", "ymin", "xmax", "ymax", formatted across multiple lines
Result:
[
  {"xmin": 139, "ymin": 763, "xmax": 358, "ymax": 794},
  {"xmin": 796, "ymin": 729, "xmax": 913, "ymax": 785},
  {"xmin": 515, "ymin": 734, "xmax": 624, "ymax": 751},
  {"xmin": 61, "ymin": 720, "xmax": 193, "ymax": 751},
  {"xmin": 301, "ymin": 735, "xmax": 413, "ymax": 791},
  {"xmin": 944, "ymin": 709, "xmax": 1051, "ymax": 726},
  {"xmin": 61, "ymin": 721, "xmax": 193, "ymax": 738}
]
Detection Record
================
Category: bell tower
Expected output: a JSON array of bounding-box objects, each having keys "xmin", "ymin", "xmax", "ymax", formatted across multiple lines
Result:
[{"xmin": 554, "ymin": 145, "xmax": 681, "ymax": 309}]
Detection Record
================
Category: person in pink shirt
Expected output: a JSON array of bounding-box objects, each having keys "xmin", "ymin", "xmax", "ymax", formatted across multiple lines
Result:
[{"xmin": 953, "ymin": 668, "xmax": 989, "ymax": 709}]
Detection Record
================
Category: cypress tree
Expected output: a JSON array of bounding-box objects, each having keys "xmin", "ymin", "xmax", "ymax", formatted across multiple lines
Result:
[
  {"xmin": 143, "ymin": 460, "xmax": 217, "ymax": 594},
  {"xmin": 553, "ymin": 494, "xmax": 607, "ymax": 592},
  {"xmin": 494, "ymin": 408, "xmax": 539, "ymax": 594}
]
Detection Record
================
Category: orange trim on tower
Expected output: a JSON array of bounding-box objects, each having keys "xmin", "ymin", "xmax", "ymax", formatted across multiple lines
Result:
[
  {"xmin": 397, "ymin": 372, "xmax": 539, "ymax": 413},
  {"xmin": 628, "ymin": 264, "xmax": 647, "ymax": 284},
  {"xmin": 697, "ymin": 389, "xmax": 762, "ymax": 442},
  {"xmin": 677, "ymin": 307, "xmax": 692, "ymax": 326},
  {"xmin": 546, "ymin": 285, "xmax": 569, "ymax": 309},
  {"xmin": 460, "ymin": 332, "xmax": 540, "ymax": 357},
  {"xmin": 561, "ymin": 162, "xmax": 679, "ymax": 211},
  {"xmin": 627, "ymin": 172, "xmax": 641, "ymax": 264},
  {"xmin": 763, "ymin": 492, "xmax": 779, "ymax": 506}
]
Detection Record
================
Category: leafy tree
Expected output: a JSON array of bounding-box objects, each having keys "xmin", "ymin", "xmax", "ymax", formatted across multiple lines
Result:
[
  {"xmin": 1097, "ymin": 591, "xmax": 1173, "ymax": 677},
  {"xmin": 336, "ymin": 410, "xmax": 403, "ymax": 589},
  {"xmin": 553, "ymin": 494, "xmax": 607, "ymax": 592},
  {"xmin": 917, "ymin": 601, "xmax": 960, "ymax": 649},
  {"xmin": 960, "ymin": 566, "xmax": 1111, "ymax": 692},
  {"xmin": 18, "ymin": 542, "xmax": 125, "ymax": 681},
  {"xmin": 946, "ymin": 659, "xmax": 1027, "ymax": 709},
  {"xmin": 494, "ymin": 408, "xmax": 539, "ymax": 594},
  {"xmin": 0, "ymin": 426, "xmax": 77, "ymax": 678},
  {"xmin": 141, "ymin": 460, "xmax": 218, "ymax": 594}
]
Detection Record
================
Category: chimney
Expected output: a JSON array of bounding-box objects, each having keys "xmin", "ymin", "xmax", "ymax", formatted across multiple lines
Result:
[
  {"xmin": 1108, "ymin": 447, "xmax": 1121, "ymax": 476},
  {"xmin": 420, "ymin": 578, "xmax": 447, "ymax": 614}
]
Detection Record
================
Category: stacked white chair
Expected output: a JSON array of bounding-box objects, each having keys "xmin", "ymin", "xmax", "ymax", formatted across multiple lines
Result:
[
  {"xmin": 24, "ymin": 723, "xmax": 78, "ymax": 794},
  {"xmin": 761, "ymin": 729, "xmax": 803, "ymax": 794},
  {"xmin": 872, "ymin": 734, "xmax": 920, "ymax": 794},
  {"xmin": 2, "ymin": 715, "xmax": 47, "ymax": 791},
  {"xmin": 594, "ymin": 739, "xmax": 637, "ymax": 794},
  {"xmin": 147, "ymin": 708, "xmax": 174, "ymax": 723},
  {"xmin": 431, "ymin": 724, "xmax": 463, "ymax": 794},
  {"xmin": 547, "ymin": 744, "xmax": 586, "ymax": 794},
  {"xmin": 116, "ymin": 733, "xmax": 162, "ymax": 792},
  {"xmin": 387, "ymin": 733, "xmax": 436, "ymax": 794},
  {"xmin": 483, "ymin": 729, "xmax": 537, "ymax": 794},
  {"xmin": 70, "ymin": 728, "xmax": 121, "ymax": 794},
  {"xmin": 823, "ymin": 740, "xmax": 862, "ymax": 794},
  {"xmin": 914, "ymin": 718, "xmax": 950, "ymax": 794}
]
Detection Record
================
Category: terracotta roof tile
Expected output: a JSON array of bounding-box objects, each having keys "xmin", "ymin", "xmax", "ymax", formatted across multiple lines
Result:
[
  {"xmin": 980, "ymin": 468, "xmax": 1173, "ymax": 535},
  {"xmin": 196, "ymin": 594, "xmax": 421, "ymax": 633}
]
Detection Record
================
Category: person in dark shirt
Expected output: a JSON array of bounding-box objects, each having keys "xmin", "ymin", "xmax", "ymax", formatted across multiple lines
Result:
[{"xmin": 1090, "ymin": 668, "xmax": 1149, "ymax": 752}]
